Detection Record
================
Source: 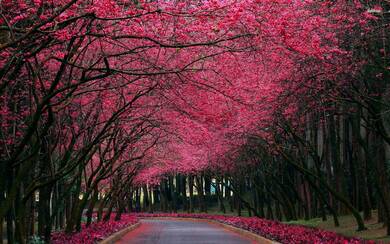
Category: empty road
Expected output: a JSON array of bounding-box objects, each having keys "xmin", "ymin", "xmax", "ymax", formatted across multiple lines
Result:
[{"xmin": 116, "ymin": 219, "xmax": 255, "ymax": 244}]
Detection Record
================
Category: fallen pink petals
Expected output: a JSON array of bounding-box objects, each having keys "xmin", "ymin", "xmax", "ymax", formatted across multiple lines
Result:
[{"xmin": 51, "ymin": 215, "xmax": 138, "ymax": 244}]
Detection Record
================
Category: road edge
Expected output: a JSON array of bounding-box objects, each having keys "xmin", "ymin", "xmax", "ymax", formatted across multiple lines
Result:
[{"xmin": 99, "ymin": 222, "xmax": 140, "ymax": 244}]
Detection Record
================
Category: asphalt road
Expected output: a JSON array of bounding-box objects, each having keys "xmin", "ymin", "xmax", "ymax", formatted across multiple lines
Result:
[{"xmin": 116, "ymin": 219, "xmax": 254, "ymax": 244}]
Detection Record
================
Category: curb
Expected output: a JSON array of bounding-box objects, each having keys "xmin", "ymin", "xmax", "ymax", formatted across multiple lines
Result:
[
  {"xmin": 99, "ymin": 222, "xmax": 140, "ymax": 244},
  {"xmin": 144, "ymin": 217, "xmax": 279, "ymax": 244}
]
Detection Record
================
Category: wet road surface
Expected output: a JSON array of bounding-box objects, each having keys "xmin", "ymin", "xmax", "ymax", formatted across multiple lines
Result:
[{"xmin": 116, "ymin": 219, "xmax": 255, "ymax": 244}]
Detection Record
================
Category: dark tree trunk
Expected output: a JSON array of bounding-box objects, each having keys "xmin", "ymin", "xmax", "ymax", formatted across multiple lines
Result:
[
  {"xmin": 37, "ymin": 185, "xmax": 52, "ymax": 243},
  {"xmin": 204, "ymin": 175, "xmax": 211, "ymax": 206},
  {"xmin": 266, "ymin": 198, "xmax": 274, "ymax": 220},
  {"xmin": 142, "ymin": 185, "xmax": 149, "ymax": 212},
  {"xmin": 188, "ymin": 175, "xmax": 194, "ymax": 213},
  {"xmin": 169, "ymin": 176, "xmax": 177, "ymax": 213},
  {"xmin": 195, "ymin": 176, "xmax": 206, "ymax": 212},
  {"xmin": 215, "ymin": 179, "xmax": 226, "ymax": 213},
  {"xmin": 180, "ymin": 175, "xmax": 187, "ymax": 211},
  {"xmin": 86, "ymin": 187, "xmax": 99, "ymax": 226},
  {"xmin": 135, "ymin": 188, "xmax": 141, "ymax": 212}
]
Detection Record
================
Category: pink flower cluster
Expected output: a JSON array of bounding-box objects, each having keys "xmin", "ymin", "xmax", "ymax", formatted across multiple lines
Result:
[
  {"xmin": 135, "ymin": 213, "xmax": 372, "ymax": 244},
  {"xmin": 51, "ymin": 215, "xmax": 138, "ymax": 244}
]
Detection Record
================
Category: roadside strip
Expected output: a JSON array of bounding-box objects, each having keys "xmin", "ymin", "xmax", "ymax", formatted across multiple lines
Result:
[{"xmin": 99, "ymin": 222, "xmax": 140, "ymax": 244}]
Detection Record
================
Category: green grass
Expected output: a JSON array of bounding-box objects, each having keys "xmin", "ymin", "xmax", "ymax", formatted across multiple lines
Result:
[
  {"xmin": 285, "ymin": 211, "xmax": 390, "ymax": 242},
  {"xmin": 285, "ymin": 218, "xmax": 324, "ymax": 228}
]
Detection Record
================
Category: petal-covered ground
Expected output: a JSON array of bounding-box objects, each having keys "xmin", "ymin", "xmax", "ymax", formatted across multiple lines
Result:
[{"xmin": 51, "ymin": 215, "xmax": 137, "ymax": 244}]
